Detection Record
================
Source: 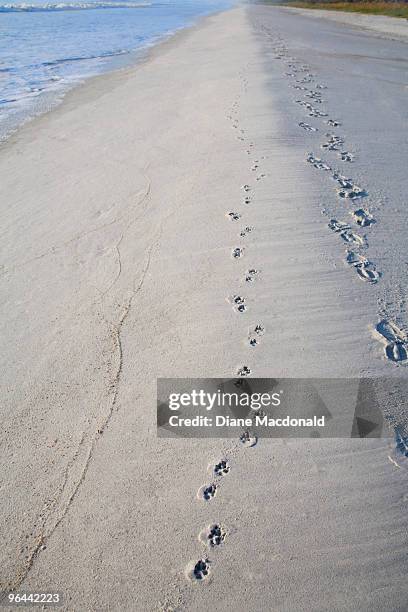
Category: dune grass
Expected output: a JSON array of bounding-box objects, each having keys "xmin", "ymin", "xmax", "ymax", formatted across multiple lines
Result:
[{"xmin": 284, "ymin": 1, "xmax": 408, "ymax": 18}]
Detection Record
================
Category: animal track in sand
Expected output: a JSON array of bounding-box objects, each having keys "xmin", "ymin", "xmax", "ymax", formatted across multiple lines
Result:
[
  {"xmin": 240, "ymin": 430, "xmax": 258, "ymax": 447},
  {"xmin": 241, "ymin": 184, "xmax": 251, "ymax": 192},
  {"xmin": 299, "ymin": 121, "xmax": 318, "ymax": 132},
  {"xmin": 245, "ymin": 268, "xmax": 260, "ymax": 283},
  {"xmin": 253, "ymin": 323, "xmax": 265, "ymax": 335},
  {"xmin": 244, "ymin": 196, "xmax": 252, "ymax": 205},
  {"xmin": 322, "ymin": 134, "xmax": 344, "ymax": 151},
  {"xmin": 198, "ymin": 483, "xmax": 217, "ymax": 502},
  {"xmin": 307, "ymin": 153, "xmax": 331, "ymax": 171},
  {"xmin": 237, "ymin": 365, "xmax": 251, "ymax": 377},
  {"xmin": 199, "ymin": 524, "xmax": 226, "ymax": 549},
  {"xmin": 227, "ymin": 211, "xmax": 241, "ymax": 221},
  {"xmin": 213, "ymin": 460, "xmax": 230, "ymax": 477},
  {"xmin": 374, "ymin": 320, "xmax": 408, "ymax": 363},
  {"xmin": 351, "ymin": 208, "xmax": 375, "ymax": 227},
  {"xmin": 232, "ymin": 247, "xmax": 244, "ymax": 259},
  {"xmin": 327, "ymin": 119, "xmax": 341, "ymax": 127},
  {"xmin": 256, "ymin": 173, "xmax": 266, "ymax": 181},
  {"xmin": 187, "ymin": 558, "xmax": 211, "ymax": 581},
  {"xmin": 229, "ymin": 295, "xmax": 247, "ymax": 314},
  {"xmin": 240, "ymin": 226, "xmax": 253, "ymax": 238},
  {"xmin": 339, "ymin": 151, "xmax": 354, "ymax": 162},
  {"xmin": 248, "ymin": 323, "xmax": 265, "ymax": 347}
]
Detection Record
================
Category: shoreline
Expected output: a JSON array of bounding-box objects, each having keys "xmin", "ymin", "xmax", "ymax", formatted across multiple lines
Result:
[
  {"xmin": 4, "ymin": 2, "xmax": 405, "ymax": 152},
  {"xmin": 0, "ymin": 6, "xmax": 230, "ymax": 147}
]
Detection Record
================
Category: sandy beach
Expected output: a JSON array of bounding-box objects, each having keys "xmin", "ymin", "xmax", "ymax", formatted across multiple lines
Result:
[{"xmin": 1, "ymin": 4, "xmax": 408, "ymax": 610}]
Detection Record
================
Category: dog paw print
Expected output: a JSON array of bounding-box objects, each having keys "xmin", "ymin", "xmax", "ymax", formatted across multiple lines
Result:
[
  {"xmin": 186, "ymin": 558, "xmax": 211, "ymax": 581},
  {"xmin": 227, "ymin": 211, "xmax": 241, "ymax": 221},
  {"xmin": 213, "ymin": 459, "xmax": 230, "ymax": 477},
  {"xmin": 245, "ymin": 268, "xmax": 259, "ymax": 283},
  {"xmin": 237, "ymin": 365, "xmax": 251, "ymax": 377},
  {"xmin": 232, "ymin": 247, "xmax": 244, "ymax": 259},
  {"xmin": 198, "ymin": 483, "xmax": 217, "ymax": 501},
  {"xmin": 203, "ymin": 524, "xmax": 226, "ymax": 548},
  {"xmin": 240, "ymin": 430, "xmax": 257, "ymax": 447}
]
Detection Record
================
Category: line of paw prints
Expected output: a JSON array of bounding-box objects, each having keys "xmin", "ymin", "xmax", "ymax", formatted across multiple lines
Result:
[
  {"xmin": 187, "ymin": 431, "xmax": 258, "ymax": 583},
  {"xmin": 185, "ymin": 458, "xmax": 229, "ymax": 582},
  {"xmin": 225, "ymin": 72, "xmax": 271, "ymax": 378}
]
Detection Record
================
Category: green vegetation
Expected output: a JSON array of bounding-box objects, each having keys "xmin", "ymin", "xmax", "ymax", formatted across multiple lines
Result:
[{"xmin": 282, "ymin": 1, "xmax": 408, "ymax": 18}]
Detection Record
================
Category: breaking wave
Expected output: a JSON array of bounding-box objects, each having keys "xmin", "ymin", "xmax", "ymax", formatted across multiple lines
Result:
[{"xmin": 0, "ymin": 1, "xmax": 152, "ymax": 12}]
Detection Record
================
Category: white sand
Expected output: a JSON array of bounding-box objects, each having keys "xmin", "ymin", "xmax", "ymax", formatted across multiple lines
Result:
[{"xmin": 1, "ymin": 5, "xmax": 407, "ymax": 610}]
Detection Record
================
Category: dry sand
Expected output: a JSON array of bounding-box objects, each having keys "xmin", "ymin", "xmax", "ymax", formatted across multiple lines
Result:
[{"xmin": 1, "ymin": 5, "xmax": 408, "ymax": 611}]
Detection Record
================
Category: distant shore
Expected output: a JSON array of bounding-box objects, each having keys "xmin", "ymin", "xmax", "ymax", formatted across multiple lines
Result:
[
  {"xmin": 282, "ymin": 1, "xmax": 408, "ymax": 19},
  {"xmin": 276, "ymin": 3, "xmax": 408, "ymax": 39}
]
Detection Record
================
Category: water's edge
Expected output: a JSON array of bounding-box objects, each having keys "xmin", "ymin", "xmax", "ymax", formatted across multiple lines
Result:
[{"xmin": 0, "ymin": 3, "xmax": 235, "ymax": 143}]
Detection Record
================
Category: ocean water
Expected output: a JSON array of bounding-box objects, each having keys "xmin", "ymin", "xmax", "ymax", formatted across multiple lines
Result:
[{"xmin": 0, "ymin": 0, "xmax": 234, "ymax": 139}]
